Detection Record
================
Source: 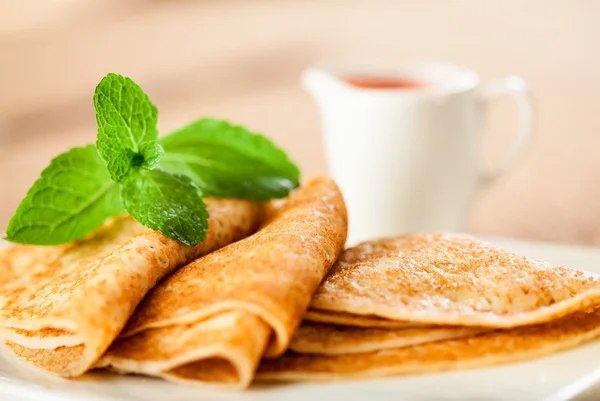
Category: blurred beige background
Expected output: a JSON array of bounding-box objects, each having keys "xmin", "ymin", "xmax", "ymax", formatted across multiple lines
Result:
[{"xmin": 0, "ymin": 0, "xmax": 598, "ymax": 245}]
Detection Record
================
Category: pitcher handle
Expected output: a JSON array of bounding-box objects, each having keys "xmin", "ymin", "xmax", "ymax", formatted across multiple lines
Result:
[{"xmin": 478, "ymin": 76, "xmax": 535, "ymax": 186}]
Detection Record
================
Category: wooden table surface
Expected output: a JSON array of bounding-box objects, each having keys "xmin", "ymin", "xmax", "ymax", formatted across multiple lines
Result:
[{"xmin": 1, "ymin": 0, "xmax": 600, "ymax": 246}]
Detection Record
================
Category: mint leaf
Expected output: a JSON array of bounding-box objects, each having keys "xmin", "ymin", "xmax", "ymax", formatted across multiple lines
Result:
[
  {"xmin": 159, "ymin": 118, "xmax": 300, "ymax": 201},
  {"xmin": 5, "ymin": 145, "xmax": 123, "ymax": 245},
  {"xmin": 94, "ymin": 73, "xmax": 159, "ymax": 183},
  {"xmin": 120, "ymin": 170, "xmax": 208, "ymax": 246}
]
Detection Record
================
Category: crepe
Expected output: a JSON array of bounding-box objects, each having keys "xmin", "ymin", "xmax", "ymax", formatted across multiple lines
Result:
[
  {"xmin": 98, "ymin": 177, "xmax": 348, "ymax": 388},
  {"xmin": 309, "ymin": 234, "xmax": 600, "ymax": 328},
  {"xmin": 0, "ymin": 199, "xmax": 264, "ymax": 376},
  {"xmin": 258, "ymin": 309, "xmax": 600, "ymax": 381},
  {"xmin": 288, "ymin": 322, "xmax": 483, "ymax": 355}
]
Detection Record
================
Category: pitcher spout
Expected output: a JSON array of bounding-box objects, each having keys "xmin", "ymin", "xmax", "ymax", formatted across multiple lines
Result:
[{"xmin": 301, "ymin": 67, "xmax": 350, "ymax": 103}]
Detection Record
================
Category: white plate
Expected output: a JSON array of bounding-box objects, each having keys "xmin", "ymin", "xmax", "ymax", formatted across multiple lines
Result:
[{"xmin": 1, "ymin": 237, "xmax": 600, "ymax": 401}]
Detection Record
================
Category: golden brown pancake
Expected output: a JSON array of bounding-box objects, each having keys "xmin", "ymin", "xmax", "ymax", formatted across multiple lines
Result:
[
  {"xmin": 98, "ymin": 177, "xmax": 348, "ymax": 388},
  {"xmin": 258, "ymin": 309, "xmax": 600, "ymax": 381},
  {"xmin": 304, "ymin": 310, "xmax": 429, "ymax": 329},
  {"xmin": 288, "ymin": 322, "xmax": 484, "ymax": 355},
  {"xmin": 0, "ymin": 199, "xmax": 263, "ymax": 376},
  {"xmin": 309, "ymin": 234, "xmax": 600, "ymax": 328}
]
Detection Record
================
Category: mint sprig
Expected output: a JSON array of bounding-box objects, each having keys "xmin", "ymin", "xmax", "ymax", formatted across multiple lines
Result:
[{"xmin": 5, "ymin": 73, "xmax": 300, "ymax": 246}]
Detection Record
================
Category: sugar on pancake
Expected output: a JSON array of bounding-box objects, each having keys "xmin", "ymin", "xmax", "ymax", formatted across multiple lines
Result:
[{"xmin": 308, "ymin": 234, "xmax": 600, "ymax": 328}]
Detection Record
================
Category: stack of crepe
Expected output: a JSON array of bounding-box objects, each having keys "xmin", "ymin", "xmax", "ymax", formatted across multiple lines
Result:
[
  {"xmin": 4, "ymin": 178, "xmax": 600, "ymax": 389},
  {"xmin": 259, "ymin": 233, "xmax": 600, "ymax": 381}
]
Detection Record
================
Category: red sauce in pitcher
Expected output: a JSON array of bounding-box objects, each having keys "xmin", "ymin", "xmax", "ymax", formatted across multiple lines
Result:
[{"xmin": 344, "ymin": 75, "xmax": 428, "ymax": 90}]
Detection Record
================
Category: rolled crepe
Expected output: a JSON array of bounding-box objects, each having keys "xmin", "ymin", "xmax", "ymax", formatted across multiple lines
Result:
[
  {"xmin": 0, "ymin": 199, "xmax": 264, "ymax": 376},
  {"xmin": 98, "ymin": 177, "xmax": 348, "ymax": 388},
  {"xmin": 308, "ymin": 233, "xmax": 600, "ymax": 327}
]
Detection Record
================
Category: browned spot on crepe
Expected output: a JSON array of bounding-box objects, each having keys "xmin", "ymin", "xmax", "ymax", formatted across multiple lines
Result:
[
  {"xmin": 98, "ymin": 177, "xmax": 348, "ymax": 388},
  {"xmin": 258, "ymin": 309, "xmax": 600, "ymax": 381},
  {"xmin": 0, "ymin": 199, "xmax": 264, "ymax": 376},
  {"xmin": 309, "ymin": 234, "xmax": 600, "ymax": 327}
]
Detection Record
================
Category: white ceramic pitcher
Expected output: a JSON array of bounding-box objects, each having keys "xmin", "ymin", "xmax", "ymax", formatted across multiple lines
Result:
[{"xmin": 303, "ymin": 62, "xmax": 535, "ymax": 246}]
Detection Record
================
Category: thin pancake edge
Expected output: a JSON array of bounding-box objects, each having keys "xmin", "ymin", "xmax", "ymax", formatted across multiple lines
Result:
[
  {"xmin": 303, "ymin": 309, "xmax": 431, "ymax": 329},
  {"xmin": 289, "ymin": 322, "xmax": 486, "ymax": 355}
]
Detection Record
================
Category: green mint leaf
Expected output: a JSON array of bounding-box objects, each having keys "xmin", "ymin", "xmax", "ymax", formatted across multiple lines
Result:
[
  {"xmin": 5, "ymin": 145, "xmax": 123, "ymax": 245},
  {"xmin": 158, "ymin": 118, "xmax": 300, "ymax": 201},
  {"xmin": 94, "ymin": 73, "xmax": 159, "ymax": 183},
  {"xmin": 120, "ymin": 169, "xmax": 208, "ymax": 246}
]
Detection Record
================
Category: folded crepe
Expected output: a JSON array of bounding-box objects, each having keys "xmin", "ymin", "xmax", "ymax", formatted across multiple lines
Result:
[
  {"xmin": 308, "ymin": 233, "xmax": 600, "ymax": 328},
  {"xmin": 258, "ymin": 233, "xmax": 600, "ymax": 381},
  {"xmin": 0, "ymin": 199, "xmax": 264, "ymax": 377},
  {"xmin": 97, "ymin": 177, "xmax": 348, "ymax": 388},
  {"xmin": 258, "ymin": 309, "xmax": 600, "ymax": 381}
]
